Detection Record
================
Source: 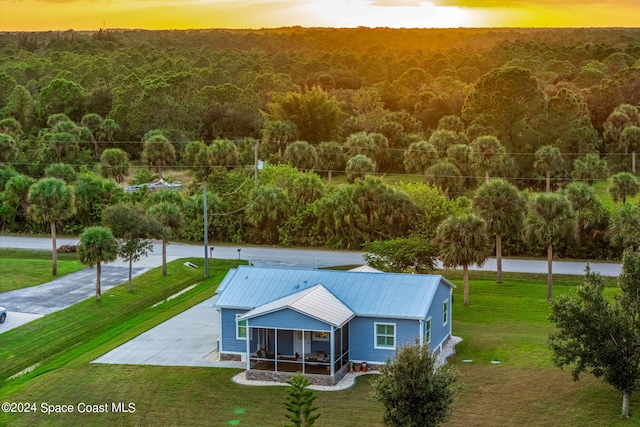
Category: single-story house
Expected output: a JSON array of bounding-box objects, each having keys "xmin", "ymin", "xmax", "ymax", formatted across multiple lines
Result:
[{"xmin": 214, "ymin": 265, "xmax": 455, "ymax": 385}]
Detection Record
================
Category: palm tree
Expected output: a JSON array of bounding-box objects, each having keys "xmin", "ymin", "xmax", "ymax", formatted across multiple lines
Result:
[
  {"xmin": 140, "ymin": 133, "xmax": 176, "ymax": 178},
  {"xmin": 473, "ymin": 179, "xmax": 525, "ymax": 283},
  {"xmin": 470, "ymin": 135, "xmax": 506, "ymax": 184},
  {"xmin": 284, "ymin": 141, "xmax": 318, "ymax": 171},
  {"xmin": 316, "ymin": 141, "xmax": 346, "ymax": 184},
  {"xmin": 534, "ymin": 145, "xmax": 564, "ymax": 192},
  {"xmin": 571, "ymin": 154, "xmax": 609, "ymax": 185},
  {"xmin": 28, "ymin": 177, "xmax": 73, "ymax": 276},
  {"xmin": 345, "ymin": 154, "xmax": 376, "ymax": 182},
  {"xmin": 523, "ymin": 192, "xmax": 575, "ymax": 301},
  {"xmin": 207, "ymin": 138, "xmax": 238, "ymax": 171},
  {"xmin": 99, "ymin": 148, "xmax": 129, "ymax": 184},
  {"xmin": 435, "ymin": 214, "xmax": 491, "ymax": 306},
  {"xmin": 246, "ymin": 185, "xmax": 291, "ymax": 244},
  {"xmin": 427, "ymin": 159, "xmax": 462, "ymax": 196},
  {"xmin": 563, "ymin": 182, "xmax": 606, "ymax": 242},
  {"xmin": 403, "ymin": 140, "xmax": 438, "ymax": 182},
  {"xmin": 619, "ymin": 126, "xmax": 640, "ymax": 174},
  {"xmin": 609, "ymin": 172, "xmax": 640, "ymax": 204},
  {"xmin": 77, "ymin": 226, "xmax": 118, "ymax": 301},
  {"xmin": 261, "ymin": 119, "xmax": 297, "ymax": 158}
]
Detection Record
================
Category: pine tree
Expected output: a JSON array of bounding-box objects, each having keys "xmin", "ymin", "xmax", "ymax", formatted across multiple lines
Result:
[{"xmin": 284, "ymin": 373, "xmax": 320, "ymax": 427}]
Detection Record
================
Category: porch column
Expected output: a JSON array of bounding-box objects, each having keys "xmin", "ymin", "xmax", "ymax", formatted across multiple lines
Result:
[
  {"xmin": 302, "ymin": 330, "xmax": 306, "ymax": 374},
  {"xmin": 330, "ymin": 326, "xmax": 335, "ymax": 376},
  {"xmin": 274, "ymin": 329, "xmax": 279, "ymax": 372},
  {"xmin": 245, "ymin": 321, "xmax": 250, "ymax": 370}
]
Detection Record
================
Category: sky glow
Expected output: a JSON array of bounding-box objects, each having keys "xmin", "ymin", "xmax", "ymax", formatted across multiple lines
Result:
[{"xmin": 0, "ymin": 0, "xmax": 637, "ymax": 31}]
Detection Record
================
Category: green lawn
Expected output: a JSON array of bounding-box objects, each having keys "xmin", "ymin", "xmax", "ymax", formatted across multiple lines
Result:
[
  {"xmin": 0, "ymin": 262, "xmax": 636, "ymax": 426},
  {"xmin": 0, "ymin": 249, "xmax": 85, "ymax": 292}
]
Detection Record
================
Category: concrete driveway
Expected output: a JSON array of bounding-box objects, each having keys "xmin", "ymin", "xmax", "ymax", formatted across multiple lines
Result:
[
  {"xmin": 93, "ymin": 295, "xmax": 243, "ymax": 368},
  {"xmin": 0, "ymin": 265, "xmax": 149, "ymax": 333}
]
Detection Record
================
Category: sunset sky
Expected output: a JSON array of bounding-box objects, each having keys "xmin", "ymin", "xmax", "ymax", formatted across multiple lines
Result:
[{"xmin": 1, "ymin": 0, "xmax": 638, "ymax": 32}]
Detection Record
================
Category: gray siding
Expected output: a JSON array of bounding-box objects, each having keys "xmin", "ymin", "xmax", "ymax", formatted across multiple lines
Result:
[
  {"xmin": 349, "ymin": 316, "xmax": 419, "ymax": 363},
  {"xmin": 249, "ymin": 308, "xmax": 331, "ymax": 331}
]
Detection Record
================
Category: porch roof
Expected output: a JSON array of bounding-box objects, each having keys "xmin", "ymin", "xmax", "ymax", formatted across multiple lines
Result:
[{"xmin": 238, "ymin": 284, "xmax": 355, "ymax": 328}]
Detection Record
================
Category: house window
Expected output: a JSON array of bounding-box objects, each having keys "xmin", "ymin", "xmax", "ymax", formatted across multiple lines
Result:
[
  {"xmin": 443, "ymin": 300, "xmax": 449, "ymax": 326},
  {"xmin": 236, "ymin": 316, "xmax": 247, "ymax": 340},
  {"xmin": 425, "ymin": 317, "xmax": 432, "ymax": 344},
  {"xmin": 374, "ymin": 323, "xmax": 395, "ymax": 349},
  {"xmin": 312, "ymin": 331, "xmax": 329, "ymax": 341}
]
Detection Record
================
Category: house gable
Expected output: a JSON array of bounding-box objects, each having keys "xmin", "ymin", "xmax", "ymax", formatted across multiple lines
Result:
[{"xmin": 247, "ymin": 308, "xmax": 332, "ymax": 331}]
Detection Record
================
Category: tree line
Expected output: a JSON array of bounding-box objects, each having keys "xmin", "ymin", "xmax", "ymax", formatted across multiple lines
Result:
[{"xmin": 0, "ymin": 27, "xmax": 639, "ymax": 271}]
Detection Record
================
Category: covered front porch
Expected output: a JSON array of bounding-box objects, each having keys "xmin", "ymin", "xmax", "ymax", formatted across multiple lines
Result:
[
  {"xmin": 246, "ymin": 324, "xmax": 350, "ymax": 377},
  {"xmin": 238, "ymin": 284, "xmax": 355, "ymax": 385}
]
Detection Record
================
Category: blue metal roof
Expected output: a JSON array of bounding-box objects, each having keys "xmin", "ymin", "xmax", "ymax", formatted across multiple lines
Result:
[{"xmin": 215, "ymin": 266, "xmax": 454, "ymax": 320}]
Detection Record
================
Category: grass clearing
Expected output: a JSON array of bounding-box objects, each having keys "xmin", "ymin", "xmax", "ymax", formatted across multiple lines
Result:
[
  {"xmin": 0, "ymin": 249, "xmax": 84, "ymax": 292},
  {"xmin": 0, "ymin": 259, "xmax": 636, "ymax": 426},
  {"xmin": 0, "ymin": 257, "xmax": 240, "ymax": 384}
]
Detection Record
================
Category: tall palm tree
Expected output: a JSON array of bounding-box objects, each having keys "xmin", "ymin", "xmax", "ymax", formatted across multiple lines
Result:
[
  {"xmin": 435, "ymin": 213, "xmax": 491, "ymax": 306},
  {"xmin": 77, "ymin": 226, "xmax": 118, "ymax": 301},
  {"xmin": 609, "ymin": 172, "xmax": 640, "ymax": 204},
  {"xmin": 563, "ymin": 182, "xmax": 606, "ymax": 242},
  {"xmin": 571, "ymin": 154, "xmax": 609, "ymax": 185},
  {"xmin": 619, "ymin": 126, "xmax": 640, "ymax": 174},
  {"xmin": 523, "ymin": 192, "xmax": 575, "ymax": 301},
  {"xmin": 534, "ymin": 145, "xmax": 564, "ymax": 193},
  {"xmin": 316, "ymin": 141, "xmax": 346, "ymax": 184},
  {"xmin": 261, "ymin": 119, "xmax": 297, "ymax": 158},
  {"xmin": 207, "ymin": 138, "xmax": 238, "ymax": 170},
  {"xmin": 403, "ymin": 140, "xmax": 438, "ymax": 182},
  {"xmin": 284, "ymin": 141, "xmax": 318, "ymax": 171},
  {"xmin": 28, "ymin": 177, "xmax": 73, "ymax": 276},
  {"xmin": 473, "ymin": 179, "xmax": 525, "ymax": 283},
  {"xmin": 140, "ymin": 133, "xmax": 176, "ymax": 178},
  {"xmin": 470, "ymin": 135, "xmax": 506, "ymax": 184},
  {"xmin": 246, "ymin": 185, "xmax": 291, "ymax": 244}
]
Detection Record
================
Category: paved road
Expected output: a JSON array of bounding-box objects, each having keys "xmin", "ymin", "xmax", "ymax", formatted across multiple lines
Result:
[
  {"xmin": 1, "ymin": 265, "xmax": 149, "ymax": 315},
  {"xmin": 0, "ymin": 234, "xmax": 624, "ymax": 368},
  {"xmin": 0, "ymin": 235, "xmax": 623, "ymax": 276}
]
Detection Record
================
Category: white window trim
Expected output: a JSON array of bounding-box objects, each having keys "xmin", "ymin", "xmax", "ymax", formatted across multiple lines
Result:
[
  {"xmin": 443, "ymin": 300, "xmax": 449, "ymax": 326},
  {"xmin": 425, "ymin": 317, "xmax": 432, "ymax": 344},
  {"xmin": 236, "ymin": 315, "xmax": 247, "ymax": 340},
  {"xmin": 374, "ymin": 322, "xmax": 396, "ymax": 350}
]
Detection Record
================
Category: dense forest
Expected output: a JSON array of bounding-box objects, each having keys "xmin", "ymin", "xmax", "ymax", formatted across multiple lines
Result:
[{"xmin": 1, "ymin": 27, "xmax": 640, "ymax": 262}]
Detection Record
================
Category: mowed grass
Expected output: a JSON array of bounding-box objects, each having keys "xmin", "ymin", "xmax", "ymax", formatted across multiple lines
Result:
[
  {"xmin": 444, "ymin": 269, "xmax": 635, "ymax": 427},
  {"xmin": 0, "ymin": 257, "xmax": 240, "ymax": 384},
  {"xmin": 0, "ymin": 262, "xmax": 637, "ymax": 426},
  {"xmin": 0, "ymin": 249, "xmax": 85, "ymax": 292}
]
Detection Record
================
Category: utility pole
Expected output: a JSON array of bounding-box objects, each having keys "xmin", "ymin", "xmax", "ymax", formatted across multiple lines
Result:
[
  {"xmin": 254, "ymin": 140, "xmax": 259, "ymax": 190},
  {"xmin": 203, "ymin": 188, "xmax": 209, "ymax": 278}
]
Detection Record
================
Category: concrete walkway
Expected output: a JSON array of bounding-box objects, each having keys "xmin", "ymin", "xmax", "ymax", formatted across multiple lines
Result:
[{"xmin": 93, "ymin": 296, "xmax": 243, "ymax": 368}]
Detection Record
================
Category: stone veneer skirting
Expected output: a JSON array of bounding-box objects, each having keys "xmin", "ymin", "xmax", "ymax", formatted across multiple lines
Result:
[
  {"xmin": 220, "ymin": 353, "xmax": 242, "ymax": 362},
  {"xmin": 246, "ymin": 363, "xmax": 351, "ymax": 386}
]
